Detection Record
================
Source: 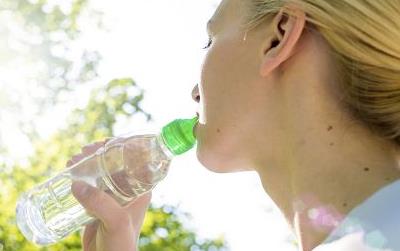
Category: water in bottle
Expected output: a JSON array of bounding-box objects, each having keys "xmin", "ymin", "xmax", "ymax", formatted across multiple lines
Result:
[{"xmin": 16, "ymin": 117, "xmax": 198, "ymax": 245}]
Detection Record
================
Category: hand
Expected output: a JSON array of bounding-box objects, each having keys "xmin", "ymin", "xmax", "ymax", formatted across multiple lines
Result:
[{"xmin": 68, "ymin": 141, "xmax": 152, "ymax": 251}]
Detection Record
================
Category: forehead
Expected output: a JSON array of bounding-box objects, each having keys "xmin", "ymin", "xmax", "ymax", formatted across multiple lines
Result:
[
  {"xmin": 212, "ymin": 0, "xmax": 229, "ymax": 20},
  {"xmin": 209, "ymin": 0, "xmax": 247, "ymax": 28}
]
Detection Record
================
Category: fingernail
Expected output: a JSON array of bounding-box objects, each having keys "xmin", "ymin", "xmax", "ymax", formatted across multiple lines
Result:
[{"xmin": 72, "ymin": 181, "xmax": 91, "ymax": 198}]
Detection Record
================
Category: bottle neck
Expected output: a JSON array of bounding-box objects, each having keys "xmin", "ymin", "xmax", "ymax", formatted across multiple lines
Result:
[{"xmin": 156, "ymin": 134, "xmax": 175, "ymax": 159}]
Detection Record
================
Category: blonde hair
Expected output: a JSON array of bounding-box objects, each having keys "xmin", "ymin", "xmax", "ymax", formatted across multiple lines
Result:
[{"xmin": 243, "ymin": 0, "xmax": 400, "ymax": 144}]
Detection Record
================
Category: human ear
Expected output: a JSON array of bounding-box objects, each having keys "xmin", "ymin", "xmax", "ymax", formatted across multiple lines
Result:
[{"xmin": 259, "ymin": 5, "xmax": 306, "ymax": 77}]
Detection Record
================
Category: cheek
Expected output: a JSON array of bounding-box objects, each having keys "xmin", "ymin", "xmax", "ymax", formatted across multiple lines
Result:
[
  {"xmin": 200, "ymin": 47, "xmax": 237, "ymax": 126},
  {"xmin": 200, "ymin": 38, "xmax": 259, "ymax": 124},
  {"xmin": 200, "ymin": 34, "xmax": 259, "ymax": 119},
  {"xmin": 200, "ymin": 40, "xmax": 243, "ymax": 122},
  {"xmin": 197, "ymin": 43, "xmax": 256, "ymax": 172}
]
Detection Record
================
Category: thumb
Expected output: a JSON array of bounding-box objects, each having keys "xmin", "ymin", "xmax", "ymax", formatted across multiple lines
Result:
[{"xmin": 71, "ymin": 181, "xmax": 124, "ymax": 230}]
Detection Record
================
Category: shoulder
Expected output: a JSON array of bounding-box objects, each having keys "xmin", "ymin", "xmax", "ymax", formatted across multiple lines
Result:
[
  {"xmin": 313, "ymin": 232, "xmax": 379, "ymax": 251},
  {"xmin": 314, "ymin": 179, "xmax": 400, "ymax": 251}
]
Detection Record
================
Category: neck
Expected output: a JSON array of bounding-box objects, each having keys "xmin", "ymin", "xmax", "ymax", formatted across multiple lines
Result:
[{"xmin": 254, "ymin": 114, "xmax": 400, "ymax": 251}]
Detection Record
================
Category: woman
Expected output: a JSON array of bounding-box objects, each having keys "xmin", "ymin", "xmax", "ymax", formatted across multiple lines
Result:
[{"xmin": 70, "ymin": 0, "xmax": 400, "ymax": 250}]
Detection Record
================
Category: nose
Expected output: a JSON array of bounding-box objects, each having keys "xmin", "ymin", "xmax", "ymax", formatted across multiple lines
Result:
[{"xmin": 191, "ymin": 84, "xmax": 200, "ymax": 103}]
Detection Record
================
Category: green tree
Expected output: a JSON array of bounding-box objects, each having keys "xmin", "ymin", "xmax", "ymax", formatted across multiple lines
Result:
[
  {"xmin": 0, "ymin": 78, "xmax": 227, "ymax": 251},
  {"xmin": 0, "ymin": 0, "xmax": 100, "ymax": 99},
  {"xmin": 0, "ymin": 1, "xmax": 228, "ymax": 250},
  {"xmin": 0, "ymin": 0, "xmax": 102, "ymax": 147}
]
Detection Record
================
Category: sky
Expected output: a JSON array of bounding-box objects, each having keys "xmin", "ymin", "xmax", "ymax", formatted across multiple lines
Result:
[{"xmin": 1, "ymin": 0, "xmax": 298, "ymax": 250}]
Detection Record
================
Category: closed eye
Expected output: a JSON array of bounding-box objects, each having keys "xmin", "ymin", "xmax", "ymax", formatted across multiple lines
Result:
[{"xmin": 202, "ymin": 36, "xmax": 213, "ymax": 50}]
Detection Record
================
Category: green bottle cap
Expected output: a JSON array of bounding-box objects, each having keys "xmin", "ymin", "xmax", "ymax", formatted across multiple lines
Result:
[{"xmin": 161, "ymin": 117, "xmax": 198, "ymax": 156}]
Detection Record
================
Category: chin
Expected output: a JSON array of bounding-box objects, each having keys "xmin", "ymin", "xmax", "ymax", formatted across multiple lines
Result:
[
  {"xmin": 195, "ymin": 142, "xmax": 246, "ymax": 173},
  {"xmin": 194, "ymin": 122, "xmax": 251, "ymax": 172}
]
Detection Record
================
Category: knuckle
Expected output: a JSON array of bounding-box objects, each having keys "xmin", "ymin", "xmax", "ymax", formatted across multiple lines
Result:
[
  {"xmin": 81, "ymin": 146, "xmax": 92, "ymax": 154},
  {"xmin": 66, "ymin": 160, "xmax": 74, "ymax": 167},
  {"xmin": 72, "ymin": 155, "xmax": 83, "ymax": 163},
  {"xmin": 83, "ymin": 142, "xmax": 103, "ymax": 153}
]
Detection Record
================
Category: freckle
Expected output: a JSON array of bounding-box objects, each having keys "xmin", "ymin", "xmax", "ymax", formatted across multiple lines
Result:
[
  {"xmin": 343, "ymin": 203, "xmax": 347, "ymax": 207},
  {"xmin": 385, "ymin": 177, "xmax": 390, "ymax": 181},
  {"xmin": 217, "ymin": 128, "xmax": 221, "ymax": 133},
  {"xmin": 327, "ymin": 126, "xmax": 333, "ymax": 131},
  {"xmin": 364, "ymin": 167, "xmax": 370, "ymax": 172},
  {"xmin": 329, "ymin": 142, "xmax": 334, "ymax": 146}
]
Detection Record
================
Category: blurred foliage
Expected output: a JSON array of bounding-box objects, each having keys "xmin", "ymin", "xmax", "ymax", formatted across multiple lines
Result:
[
  {"xmin": 0, "ymin": 79, "xmax": 227, "ymax": 250},
  {"xmin": 0, "ymin": 0, "xmax": 228, "ymax": 250},
  {"xmin": 141, "ymin": 205, "xmax": 226, "ymax": 251},
  {"xmin": 0, "ymin": 0, "xmax": 101, "ymax": 92},
  {"xmin": 0, "ymin": 0, "xmax": 102, "ymax": 144}
]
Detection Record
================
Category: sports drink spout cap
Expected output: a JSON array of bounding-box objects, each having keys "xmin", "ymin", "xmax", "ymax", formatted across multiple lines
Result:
[{"xmin": 161, "ymin": 117, "xmax": 198, "ymax": 155}]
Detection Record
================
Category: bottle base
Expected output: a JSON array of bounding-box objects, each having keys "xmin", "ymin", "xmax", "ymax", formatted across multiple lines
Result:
[{"xmin": 16, "ymin": 194, "xmax": 58, "ymax": 245}]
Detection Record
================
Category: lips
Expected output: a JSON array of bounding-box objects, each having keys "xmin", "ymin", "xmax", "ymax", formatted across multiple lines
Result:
[
  {"xmin": 193, "ymin": 119, "xmax": 199, "ymax": 137},
  {"xmin": 193, "ymin": 113, "xmax": 199, "ymax": 137}
]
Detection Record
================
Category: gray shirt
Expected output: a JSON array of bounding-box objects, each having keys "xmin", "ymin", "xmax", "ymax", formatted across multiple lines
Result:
[{"xmin": 314, "ymin": 179, "xmax": 400, "ymax": 251}]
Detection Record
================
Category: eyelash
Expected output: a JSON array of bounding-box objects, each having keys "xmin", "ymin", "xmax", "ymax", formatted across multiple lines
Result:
[{"xmin": 202, "ymin": 37, "xmax": 213, "ymax": 50}]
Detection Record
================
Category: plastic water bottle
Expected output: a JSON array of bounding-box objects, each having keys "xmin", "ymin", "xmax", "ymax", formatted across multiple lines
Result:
[{"xmin": 16, "ymin": 117, "xmax": 198, "ymax": 245}]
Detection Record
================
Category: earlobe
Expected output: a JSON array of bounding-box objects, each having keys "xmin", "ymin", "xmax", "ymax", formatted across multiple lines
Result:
[{"xmin": 259, "ymin": 6, "xmax": 306, "ymax": 77}]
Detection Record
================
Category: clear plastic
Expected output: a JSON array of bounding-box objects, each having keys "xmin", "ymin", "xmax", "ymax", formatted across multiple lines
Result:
[{"xmin": 16, "ymin": 134, "xmax": 173, "ymax": 245}]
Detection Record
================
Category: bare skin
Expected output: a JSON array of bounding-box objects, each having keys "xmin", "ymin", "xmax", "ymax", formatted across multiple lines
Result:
[
  {"xmin": 191, "ymin": 0, "xmax": 400, "ymax": 250},
  {"xmin": 68, "ymin": 142, "xmax": 151, "ymax": 251},
  {"xmin": 67, "ymin": 0, "xmax": 400, "ymax": 250}
]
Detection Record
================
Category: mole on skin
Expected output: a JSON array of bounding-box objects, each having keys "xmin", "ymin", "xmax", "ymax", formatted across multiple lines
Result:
[{"xmin": 328, "ymin": 126, "xmax": 334, "ymax": 146}]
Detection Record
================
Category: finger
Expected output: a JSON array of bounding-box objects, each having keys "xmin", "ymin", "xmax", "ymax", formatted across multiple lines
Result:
[
  {"xmin": 66, "ymin": 155, "xmax": 84, "ymax": 169},
  {"xmin": 67, "ymin": 141, "xmax": 105, "ymax": 168},
  {"xmin": 125, "ymin": 192, "xmax": 152, "ymax": 228},
  {"xmin": 66, "ymin": 159, "xmax": 75, "ymax": 167},
  {"xmin": 82, "ymin": 142, "xmax": 104, "ymax": 155},
  {"xmin": 67, "ymin": 154, "xmax": 84, "ymax": 167},
  {"xmin": 68, "ymin": 151, "xmax": 90, "ymax": 164},
  {"xmin": 81, "ymin": 220, "xmax": 99, "ymax": 251},
  {"xmin": 66, "ymin": 153, "xmax": 87, "ymax": 168},
  {"xmin": 71, "ymin": 181, "xmax": 126, "ymax": 231}
]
